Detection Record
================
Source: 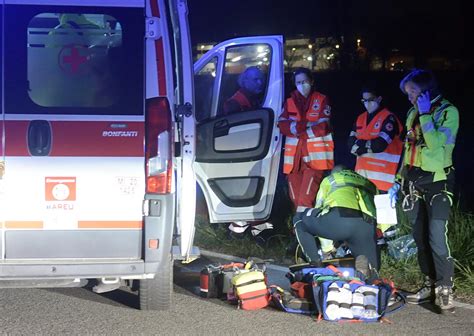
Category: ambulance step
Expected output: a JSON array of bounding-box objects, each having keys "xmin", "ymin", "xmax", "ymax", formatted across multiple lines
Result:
[{"xmin": 172, "ymin": 246, "xmax": 200, "ymax": 261}]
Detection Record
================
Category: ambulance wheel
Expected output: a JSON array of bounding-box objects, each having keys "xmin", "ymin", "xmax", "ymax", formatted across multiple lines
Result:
[{"xmin": 139, "ymin": 257, "xmax": 173, "ymax": 310}]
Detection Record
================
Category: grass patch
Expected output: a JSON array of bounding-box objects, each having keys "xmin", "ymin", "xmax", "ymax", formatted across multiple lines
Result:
[{"xmin": 194, "ymin": 214, "xmax": 292, "ymax": 263}]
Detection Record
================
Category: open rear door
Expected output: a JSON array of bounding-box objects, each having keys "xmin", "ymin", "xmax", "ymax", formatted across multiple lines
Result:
[
  {"xmin": 169, "ymin": 0, "xmax": 197, "ymax": 261},
  {"xmin": 193, "ymin": 36, "xmax": 283, "ymax": 223},
  {"xmin": 0, "ymin": 1, "xmax": 4, "ymax": 258}
]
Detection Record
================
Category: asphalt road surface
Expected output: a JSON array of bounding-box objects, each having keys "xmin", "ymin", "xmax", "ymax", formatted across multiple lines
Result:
[{"xmin": 0, "ymin": 254, "xmax": 473, "ymax": 335}]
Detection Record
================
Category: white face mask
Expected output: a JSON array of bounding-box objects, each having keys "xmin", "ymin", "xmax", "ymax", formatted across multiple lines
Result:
[
  {"xmin": 296, "ymin": 83, "xmax": 312, "ymax": 97},
  {"xmin": 364, "ymin": 101, "xmax": 379, "ymax": 113}
]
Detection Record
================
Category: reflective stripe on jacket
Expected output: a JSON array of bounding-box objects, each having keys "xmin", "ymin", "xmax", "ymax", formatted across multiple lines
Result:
[
  {"xmin": 283, "ymin": 92, "xmax": 334, "ymax": 174},
  {"xmin": 354, "ymin": 109, "xmax": 403, "ymax": 191}
]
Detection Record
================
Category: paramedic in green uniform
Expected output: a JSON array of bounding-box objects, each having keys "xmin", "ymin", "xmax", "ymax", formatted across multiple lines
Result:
[{"xmin": 293, "ymin": 166, "xmax": 379, "ymax": 270}]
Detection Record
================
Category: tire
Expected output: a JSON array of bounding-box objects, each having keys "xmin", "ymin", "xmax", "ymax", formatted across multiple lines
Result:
[{"xmin": 139, "ymin": 257, "xmax": 173, "ymax": 311}]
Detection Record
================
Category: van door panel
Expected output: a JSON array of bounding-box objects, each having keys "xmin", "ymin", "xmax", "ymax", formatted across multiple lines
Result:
[
  {"xmin": 5, "ymin": 230, "xmax": 141, "ymax": 259},
  {"xmin": 194, "ymin": 36, "xmax": 283, "ymax": 223},
  {"xmin": 196, "ymin": 109, "xmax": 273, "ymax": 162}
]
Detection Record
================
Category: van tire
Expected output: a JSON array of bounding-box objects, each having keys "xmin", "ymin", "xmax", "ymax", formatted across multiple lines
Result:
[{"xmin": 139, "ymin": 257, "xmax": 173, "ymax": 310}]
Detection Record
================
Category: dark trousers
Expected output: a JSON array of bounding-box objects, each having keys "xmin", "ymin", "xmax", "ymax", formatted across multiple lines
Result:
[
  {"xmin": 294, "ymin": 207, "xmax": 379, "ymax": 270},
  {"xmin": 404, "ymin": 168, "xmax": 455, "ymax": 287}
]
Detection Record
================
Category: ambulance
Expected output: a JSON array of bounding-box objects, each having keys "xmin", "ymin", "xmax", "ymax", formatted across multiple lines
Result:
[{"xmin": 0, "ymin": 0, "xmax": 283, "ymax": 310}]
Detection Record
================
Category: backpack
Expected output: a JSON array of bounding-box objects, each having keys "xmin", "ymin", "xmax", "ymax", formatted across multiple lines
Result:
[
  {"xmin": 199, "ymin": 262, "xmax": 246, "ymax": 299},
  {"xmin": 311, "ymin": 266, "xmax": 405, "ymax": 322},
  {"xmin": 268, "ymin": 264, "xmax": 350, "ymax": 315},
  {"xmin": 231, "ymin": 269, "xmax": 269, "ymax": 310}
]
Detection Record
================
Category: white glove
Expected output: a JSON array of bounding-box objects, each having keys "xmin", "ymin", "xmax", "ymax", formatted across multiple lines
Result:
[{"xmin": 350, "ymin": 143, "xmax": 359, "ymax": 156}]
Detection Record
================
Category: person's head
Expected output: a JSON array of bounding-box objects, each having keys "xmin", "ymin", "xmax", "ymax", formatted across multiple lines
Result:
[
  {"xmin": 360, "ymin": 84, "xmax": 382, "ymax": 114},
  {"xmin": 399, "ymin": 69, "xmax": 440, "ymax": 106},
  {"xmin": 238, "ymin": 66, "xmax": 265, "ymax": 95},
  {"xmin": 293, "ymin": 67, "xmax": 314, "ymax": 98}
]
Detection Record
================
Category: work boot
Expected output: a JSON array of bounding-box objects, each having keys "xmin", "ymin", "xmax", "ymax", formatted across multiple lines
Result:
[
  {"xmin": 355, "ymin": 255, "xmax": 377, "ymax": 281},
  {"xmin": 406, "ymin": 277, "xmax": 435, "ymax": 304},
  {"xmin": 435, "ymin": 285, "xmax": 455, "ymax": 313}
]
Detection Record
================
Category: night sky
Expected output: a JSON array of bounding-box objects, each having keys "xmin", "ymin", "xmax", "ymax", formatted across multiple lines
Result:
[{"xmin": 188, "ymin": 0, "xmax": 470, "ymax": 59}]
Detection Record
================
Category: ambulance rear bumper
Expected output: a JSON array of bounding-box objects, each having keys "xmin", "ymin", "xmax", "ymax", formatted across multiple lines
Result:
[{"xmin": 0, "ymin": 259, "xmax": 153, "ymax": 281}]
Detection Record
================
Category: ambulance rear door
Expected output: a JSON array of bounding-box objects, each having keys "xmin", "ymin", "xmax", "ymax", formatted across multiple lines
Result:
[
  {"xmin": 1, "ymin": 1, "xmax": 146, "ymax": 262},
  {"xmin": 1, "ymin": 1, "xmax": 5, "ymax": 256},
  {"xmin": 193, "ymin": 36, "xmax": 283, "ymax": 223}
]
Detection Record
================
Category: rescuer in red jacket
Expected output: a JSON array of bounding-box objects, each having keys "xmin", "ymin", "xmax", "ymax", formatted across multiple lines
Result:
[
  {"xmin": 348, "ymin": 84, "xmax": 403, "ymax": 192},
  {"xmin": 223, "ymin": 66, "xmax": 265, "ymax": 114},
  {"xmin": 278, "ymin": 67, "xmax": 334, "ymax": 216}
]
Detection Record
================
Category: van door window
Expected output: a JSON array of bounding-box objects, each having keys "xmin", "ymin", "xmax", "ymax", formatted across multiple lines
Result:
[
  {"xmin": 28, "ymin": 13, "xmax": 122, "ymax": 108},
  {"xmin": 218, "ymin": 44, "xmax": 271, "ymax": 115},
  {"xmin": 4, "ymin": 6, "xmax": 143, "ymax": 116},
  {"xmin": 194, "ymin": 57, "xmax": 217, "ymax": 122}
]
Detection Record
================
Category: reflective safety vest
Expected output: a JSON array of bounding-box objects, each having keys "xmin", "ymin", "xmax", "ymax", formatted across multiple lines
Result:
[
  {"xmin": 354, "ymin": 109, "xmax": 403, "ymax": 191},
  {"xmin": 283, "ymin": 92, "xmax": 334, "ymax": 174},
  {"xmin": 315, "ymin": 170, "xmax": 377, "ymax": 219}
]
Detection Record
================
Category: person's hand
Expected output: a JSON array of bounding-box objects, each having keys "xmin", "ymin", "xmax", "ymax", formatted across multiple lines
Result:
[
  {"xmin": 350, "ymin": 143, "xmax": 359, "ymax": 156},
  {"xmin": 388, "ymin": 183, "xmax": 400, "ymax": 208},
  {"xmin": 417, "ymin": 91, "xmax": 431, "ymax": 114},
  {"xmin": 290, "ymin": 121, "xmax": 298, "ymax": 136}
]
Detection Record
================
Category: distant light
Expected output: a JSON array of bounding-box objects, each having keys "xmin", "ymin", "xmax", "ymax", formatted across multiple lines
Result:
[
  {"xmin": 307, "ymin": 56, "xmax": 313, "ymax": 61},
  {"xmin": 335, "ymin": 44, "xmax": 340, "ymax": 49},
  {"xmin": 292, "ymin": 47, "xmax": 296, "ymax": 51},
  {"xmin": 308, "ymin": 44, "xmax": 313, "ymax": 49},
  {"xmin": 200, "ymin": 45, "xmax": 205, "ymax": 49},
  {"xmin": 400, "ymin": 60, "xmax": 404, "ymax": 63},
  {"xmin": 257, "ymin": 46, "xmax": 264, "ymax": 53},
  {"xmin": 391, "ymin": 63, "xmax": 395, "ymax": 67},
  {"xmin": 357, "ymin": 39, "xmax": 361, "ymax": 43},
  {"xmin": 329, "ymin": 53, "xmax": 334, "ymax": 57},
  {"xmin": 263, "ymin": 57, "xmax": 268, "ymax": 62},
  {"xmin": 231, "ymin": 56, "xmax": 242, "ymax": 62}
]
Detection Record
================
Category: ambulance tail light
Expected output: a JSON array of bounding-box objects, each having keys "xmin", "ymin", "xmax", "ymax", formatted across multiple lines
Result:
[{"xmin": 145, "ymin": 97, "xmax": 173, "ymax": 194}]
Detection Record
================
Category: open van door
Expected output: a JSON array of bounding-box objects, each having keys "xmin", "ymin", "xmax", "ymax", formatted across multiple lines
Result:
[
  {"xmin": 0, "ymin": 1, "xmax": 4, "ymax": 256},
  {"xmin": 194, "ymin": 36, "xmax": 283, "ymax": 223}
]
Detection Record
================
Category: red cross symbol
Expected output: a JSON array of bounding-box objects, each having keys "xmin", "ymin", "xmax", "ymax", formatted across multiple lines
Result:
[{"xmin": 59, "ymin": 45, "xmax": 88, "ymax": 74}]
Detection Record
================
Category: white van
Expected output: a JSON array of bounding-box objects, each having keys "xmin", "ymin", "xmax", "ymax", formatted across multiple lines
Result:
[{"xmin": 0, "ymin": 0, "xmax": 283, "ymax": 310}]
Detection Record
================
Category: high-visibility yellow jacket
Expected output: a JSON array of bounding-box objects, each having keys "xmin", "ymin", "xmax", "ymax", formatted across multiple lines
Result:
[
  {"xmin": 402, "ymin": 96, "xmax": 459, "ymax": 182},
  {"xmin": 315, "ymin": 169, "xmax": 377, "ymax": 219}
]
